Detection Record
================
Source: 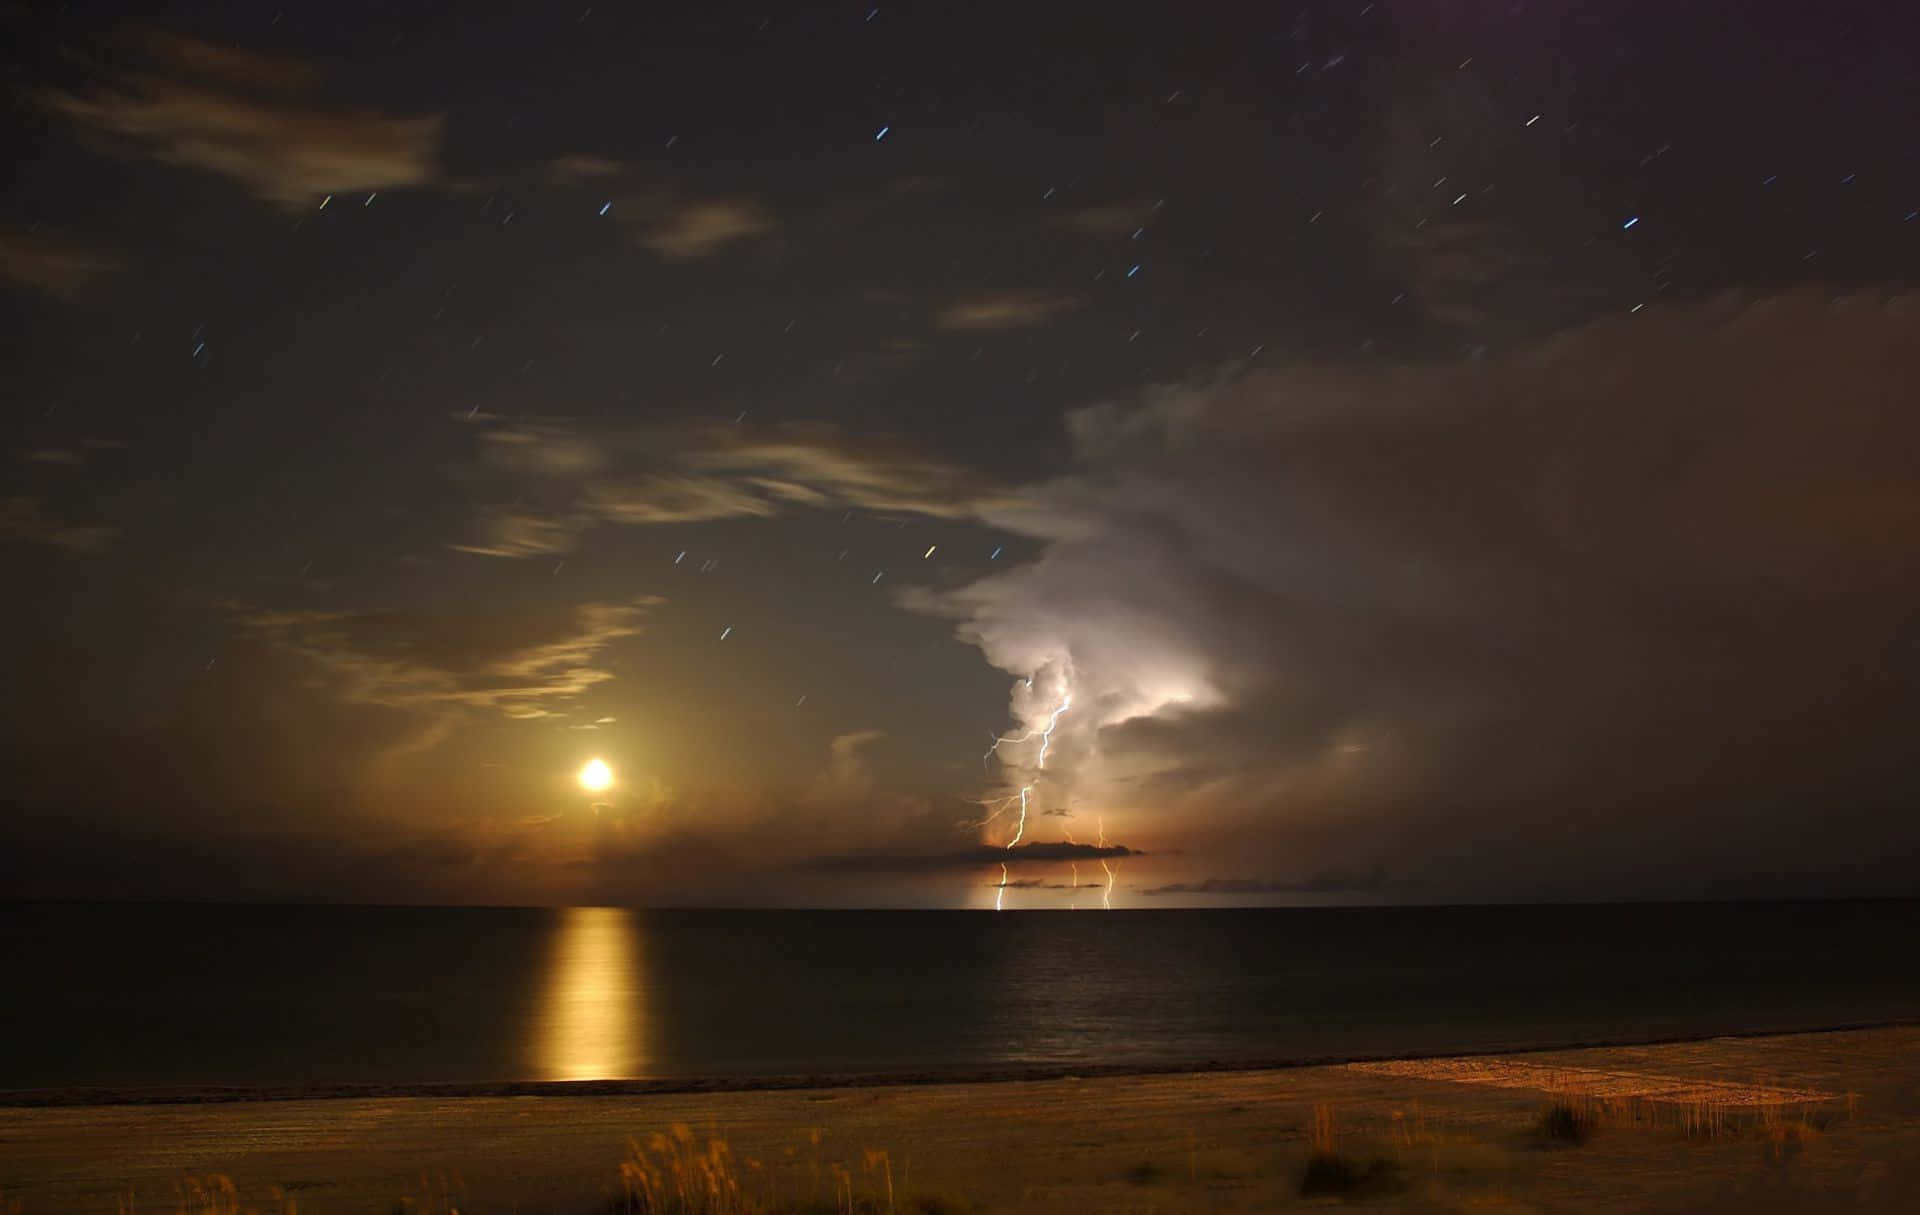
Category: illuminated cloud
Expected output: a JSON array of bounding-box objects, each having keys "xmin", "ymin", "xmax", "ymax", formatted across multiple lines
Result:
[
  {"xmin": 546, "ymin": 154, "xmax": 628, "ymax": 182},
  {"xmin": 1071, "ymin": 198, "xmax": 1162, "ymax": 235},
  {"xmin": 475, "ymin": 425, "xmax": 609, "ymax": 478},
  {"xmin": 935, "ymin": 290, "xmax": 1081, "ymax": 330},
  {"xmin": 453, "ymin": 422, "xmax": 999, "ymax": 555},
  {"xmin": 813, "ymin": 729, "xmax": 889, "ymax": 801},
  {"xmin": 681, "ymin": 428, "xmax": 992, "ymax": 519},
  {"xmin": 638, "ymin": 198, "xmax": 773, "ymax": 258},
  {"xmin": 39, "ymin": 34, "xmax": 441, "ymax": 206},
  {"xmin": 232, "ymin": 597, "xmax": 657, "ymax": 720},
  {"xmin": 0, "ymin": 231, "xmax": 120, "ymax": 297},
  {"xmin": 584, "ymin": 475, "xmax": 779, "ymax": 525},
  {"xmin": 449, "ymin": 509, "xmax": 586, "ymax": 558},
  {"xmin": 0, "ymin": 497, "xmax": 120, "ymax": 554},
  {"xmin": 911, "ymin": 291, "xmax": 1920, "ymax": 896},
  {"xmin": 142, "ymin": 31, "xmax": 321, "ymax": 91}
]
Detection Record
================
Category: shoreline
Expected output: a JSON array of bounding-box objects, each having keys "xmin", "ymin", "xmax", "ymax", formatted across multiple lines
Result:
[
  {"xmin": 7, "ymin": 1015, "xmax": 1913, "ymax": 1109},
  {"xmin": 9, "ymin": 1025, "xmax": 1916, "ymax": 1213}
]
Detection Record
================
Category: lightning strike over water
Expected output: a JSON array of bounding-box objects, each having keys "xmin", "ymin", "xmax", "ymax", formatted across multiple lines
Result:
[
  {"xmin": 979, "ymin": 679, "xmax": 1078, "ymax": 907},
  {"xmin": 1034, "ymin": 695, "xmax": 1070, "ymax": 768},
  {"xmin": 1099, "ymin": 816, "xmax": 1117, "ymax": 910},
  {"xmin": 1007, "ymin": 786, "xmax": 1031, "ymax": 847}
]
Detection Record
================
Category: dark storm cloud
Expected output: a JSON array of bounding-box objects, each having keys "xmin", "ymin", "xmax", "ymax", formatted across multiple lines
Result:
[
  {"xmin": 37, "ymin": 32, "xmax": 440, "ymax": 206},
  {"xmin": 1140, "ymin": 869, "xmax": 1420, "ymax": 897},
  {"xmin": 228, "ymin": 596, "xmax": 657, "ymax": 720},
  {"xmin": 808, "ymin": 840, "xmax": 1137, "ymax": 873},
  {"xmin": 913, "ymin": 291, "xmax": 1920, "ymax": 896}
]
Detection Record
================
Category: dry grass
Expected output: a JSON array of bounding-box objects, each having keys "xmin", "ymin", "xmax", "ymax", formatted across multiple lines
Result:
[
  {"xmin": 1536, "ymin": 1095, "xmax": 1597, "ymax": 1145},
  {"xmin": 1298, "ymin": 1102, "xmax": 1401, "ymax": 1198},
  {"xmin": 5, "ymin": 1073, "xmax": 1873, "ymax": 1215},
  {"xmin": 105, "ymin": 1175, "xmax": 307, "ymax": 1215},
  {"xmin": 605, "ymin": 1124, "xmax": 950, "ymax": 1215}
]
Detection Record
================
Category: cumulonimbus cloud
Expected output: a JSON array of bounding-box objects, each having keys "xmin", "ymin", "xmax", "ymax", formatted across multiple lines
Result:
[
  {"xmin": 911, "ymin": 290, "xmax": 1920, "ymax": 897},
  {"xmin": 432, "ymin": 291, "xmax": 1920, "ymax": 898}
]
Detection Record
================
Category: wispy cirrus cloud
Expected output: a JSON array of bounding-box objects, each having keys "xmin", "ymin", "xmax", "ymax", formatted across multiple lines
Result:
[
  {"xmin": 38, "ymin": 32, "xmax": 441, "ymax": 206},
  {"xmin": 230, "ymin": 597, "xmax": 657, "ymax": 720},
  {"xmin": 1071, "ymin": 197, "xmax": 1163, "ymax": 235},
  {"xmin": 450, "ymin": 421, "xmax": 1000, "ymax": 557},
  {"xmin": 447, "ymin": 509, "xmax": 588, "ymax": 559},
  {"xmin": 0, "ymin": 230, "xmax": 121, "ymax": 296},
  {"xmin": 935, "ymin": 290, "xmax": 1081, "ymax": 330},
  {"xmin": 140, "ymin": 29, "xmax": 320, "ymax": 91},
  {"xmin": 545, "ymin": 154, "xmax": 629, "ymax": 183},
  {"xmin": 0, "ymin": 497, "xmax": 121, "ymax": 554},
  {"xmin": 638, "ymin": 198, "xmax": 774, "ymax": 259}
]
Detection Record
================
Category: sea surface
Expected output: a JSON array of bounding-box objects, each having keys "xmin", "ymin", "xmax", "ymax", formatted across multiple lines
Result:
[{"xmin": 4, "ymin": 901, "xmax": 1918, "ymax": 1094}]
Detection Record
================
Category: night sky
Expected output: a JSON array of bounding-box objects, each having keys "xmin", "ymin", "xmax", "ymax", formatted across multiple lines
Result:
[{"xmin": 5, "ymin": 1, "xmax": 1919, "ymax": 907}]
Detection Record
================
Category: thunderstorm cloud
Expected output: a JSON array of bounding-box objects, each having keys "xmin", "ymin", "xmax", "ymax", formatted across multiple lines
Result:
[{"xmin": 913, "ymin": 290, "xmax": 1920, "ymax": 898}]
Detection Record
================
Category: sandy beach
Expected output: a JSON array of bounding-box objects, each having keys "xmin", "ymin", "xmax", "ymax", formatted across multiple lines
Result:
[{"xmin": 4, "ymin": 1026, "xmax": 1916, "ymax": 1213}]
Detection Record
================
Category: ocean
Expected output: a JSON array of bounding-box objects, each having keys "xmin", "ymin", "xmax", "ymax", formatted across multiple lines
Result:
[{"xmin": 4, "ymin": 901, "xmax": 1917, "ymax": 1095}]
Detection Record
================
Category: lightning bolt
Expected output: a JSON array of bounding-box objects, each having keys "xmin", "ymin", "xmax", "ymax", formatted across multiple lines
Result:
[
  {"xmin": 1000, "ymin": 693, "xmax": 1070, "ymax": 850},
  {"xmin": 1099, "ymin": 815, "xmax": 1117, "ymax": 911},
  {"xmin": 978, "ymin": 677, "xmax": 1072, "ymax": 909},
  {"xmin": 1034, "ymin": 694, "xmax": 1070, "ymax": 768}
]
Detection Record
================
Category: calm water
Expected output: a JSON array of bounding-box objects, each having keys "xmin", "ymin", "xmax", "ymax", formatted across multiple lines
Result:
[{"xmin": 4, "ymin": 901, "xmax": 1918, "ymax": 1093}]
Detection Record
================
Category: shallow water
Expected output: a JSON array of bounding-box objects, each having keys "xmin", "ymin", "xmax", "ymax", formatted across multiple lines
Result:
[{"xmin": 3, "ymin": 901, "xmax": 1917, "ymax": 1091}]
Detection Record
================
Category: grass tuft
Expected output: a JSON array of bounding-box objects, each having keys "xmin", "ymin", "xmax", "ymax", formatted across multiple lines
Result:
[
  {"xmin": 1298, "ymin": 1151, "xmax": 1400, "ymax": 1198},
  {"xmin": 1537, "ymin": 1102, "xmax": 1595, "ymax": 1146},
  {"xmin": 1297, "ymin": 1103, "xmax": 1401, "ymax": 1197}
]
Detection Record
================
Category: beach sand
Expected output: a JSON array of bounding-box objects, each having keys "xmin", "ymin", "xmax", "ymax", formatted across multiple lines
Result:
[{"xmin": 3, "ymin": 1026, "xmax": 1916, "ymax": 1213}]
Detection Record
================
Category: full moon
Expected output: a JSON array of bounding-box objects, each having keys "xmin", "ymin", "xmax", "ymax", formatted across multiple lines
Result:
[{"xmin": 578, "ymin": 758, "xmax": 613, "ymax": 792}]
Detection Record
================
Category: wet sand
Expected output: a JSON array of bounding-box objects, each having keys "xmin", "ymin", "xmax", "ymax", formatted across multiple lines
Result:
[{"xmin": 3, "ymin": 1026, "xmax": 1916, "ymax": 1213}]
